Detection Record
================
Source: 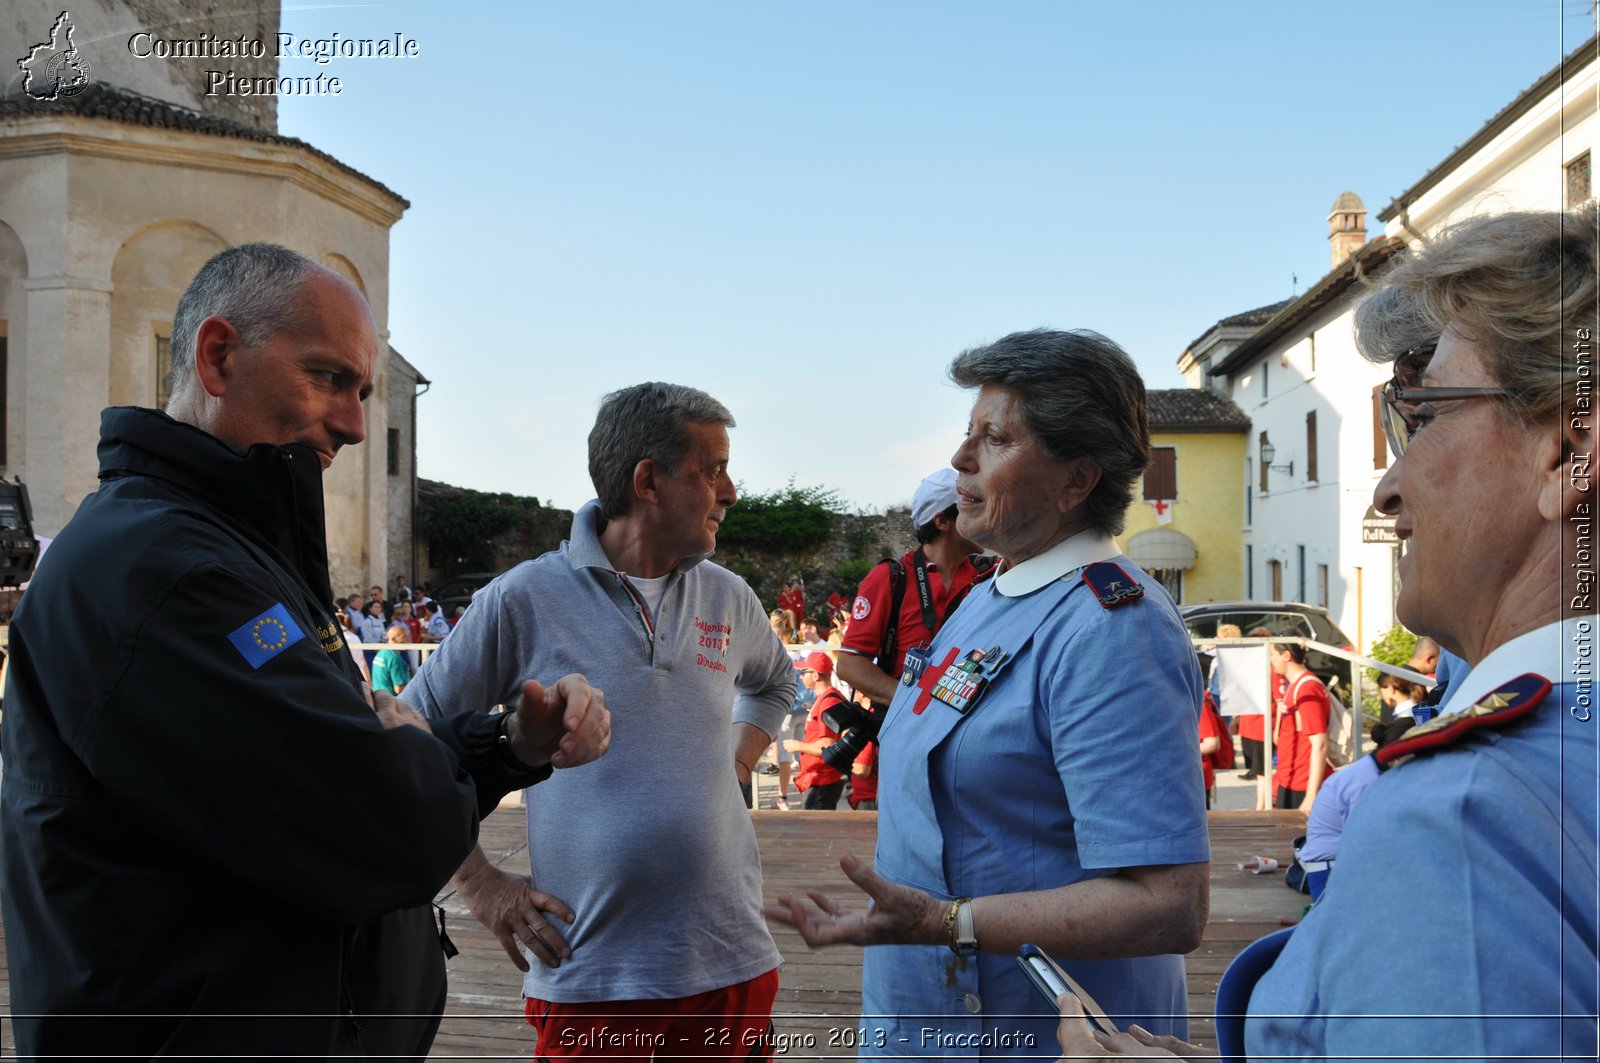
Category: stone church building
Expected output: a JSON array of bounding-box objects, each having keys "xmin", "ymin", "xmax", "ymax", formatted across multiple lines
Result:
[{"xmin": 1, "ymin": 0, "xmax": 423, "ymax": 594}]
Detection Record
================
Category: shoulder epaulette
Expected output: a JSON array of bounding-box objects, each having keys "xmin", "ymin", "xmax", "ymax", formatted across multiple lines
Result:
[
  {"xmin": 1080, "ymin": 562, "xmax": 1144, "ymax": 609},
  {"xmin": 1376, "ymin": 673, "xmax": 1551, "ymax": 771}
]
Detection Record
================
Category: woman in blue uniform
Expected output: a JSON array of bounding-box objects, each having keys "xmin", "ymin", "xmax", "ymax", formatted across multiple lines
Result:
[{"xmin": 767, "ymin": 329, "xmax": 1211, "ymax": 1054}]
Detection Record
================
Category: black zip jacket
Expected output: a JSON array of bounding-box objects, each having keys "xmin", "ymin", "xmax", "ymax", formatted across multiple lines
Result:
[{"xmin": 0, "ymin": 407, "xmax": 544, "ymax": 1059}]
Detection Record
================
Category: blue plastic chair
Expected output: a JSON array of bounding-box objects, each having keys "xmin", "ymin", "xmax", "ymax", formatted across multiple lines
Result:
[{"xmin": 1214, "ymin": 927, "xmax": 1295, "ymax": 1063}]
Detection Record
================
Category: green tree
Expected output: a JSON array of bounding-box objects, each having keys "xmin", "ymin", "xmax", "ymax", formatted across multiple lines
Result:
[
  {"xmin": 836, "ymin": 557, "xmax": 877, "ymax": 590},
  {"xmin": 1364, "ymin": 623, "xmax": 1420, "ymax": 717},
  {"xmin": 419, "ymin": 487, "xmax": 535, "ymax": 574},
  {"xmin": 1367, "ymin": 624, "xmax": 1419, "ymax": 678},
  {"xmin": 717, "ymin": 481, "xmax": 842, "ymax": 554}
]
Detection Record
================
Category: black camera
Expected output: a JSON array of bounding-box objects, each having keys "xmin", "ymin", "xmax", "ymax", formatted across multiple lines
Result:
[
  {"xmin": 0, "ymin": 480, "xmax": 37, "ymax": 589},
  {"xmin": 819, "ymin": 700, "xmax": 882, "ymax": 774}
]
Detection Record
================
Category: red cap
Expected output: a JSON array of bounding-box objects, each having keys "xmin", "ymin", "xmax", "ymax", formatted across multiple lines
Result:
[{"xmin": 796, "ymin": 651, "xmax": 833, "ymax": 676}]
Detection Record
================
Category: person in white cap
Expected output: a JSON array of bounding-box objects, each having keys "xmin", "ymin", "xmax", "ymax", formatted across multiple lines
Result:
[{"xmin": 835, "ymin": 468, "xmax": 992, "ymax": 707}]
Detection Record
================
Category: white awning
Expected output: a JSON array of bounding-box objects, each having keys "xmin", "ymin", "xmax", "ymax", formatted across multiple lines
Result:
[{"xmin": 1126, "ymin": 528, "xmax": 1197, "ymax": 571}]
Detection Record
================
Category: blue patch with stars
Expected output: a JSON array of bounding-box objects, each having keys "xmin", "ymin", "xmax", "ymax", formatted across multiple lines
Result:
[{"xmin": 227, "ymin": 603, "xmax": 305, "ymax": 669}]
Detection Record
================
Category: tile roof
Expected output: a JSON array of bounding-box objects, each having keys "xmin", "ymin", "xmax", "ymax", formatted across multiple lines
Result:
[
  {"xmin": 1184, "ymin": 297, "xmax": 1294, "ymax": 354},
  {"xmin": 1216, "ymin": 297, "xmax": 1295, "ymax": 330},
  {"xmin": 0, "ymin": 83, "xmax": 407, "ymax": 207},
  {"xmin": 1146, "ymin": 388, "xmax": 1251, "ymax": 433}
]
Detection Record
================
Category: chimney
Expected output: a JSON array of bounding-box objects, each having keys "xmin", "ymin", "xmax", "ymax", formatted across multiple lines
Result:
[{"xmin": 1328, "ymin": 191, "xmax": 1367, "ymax": 269}]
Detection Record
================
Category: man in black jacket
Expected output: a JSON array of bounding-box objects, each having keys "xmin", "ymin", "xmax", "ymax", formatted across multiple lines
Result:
[{"xmin": 0, "ymin": 244, "xmax": 611, "ymax": 1060}]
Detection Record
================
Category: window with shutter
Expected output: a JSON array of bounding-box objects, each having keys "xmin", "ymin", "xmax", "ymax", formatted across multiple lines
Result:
[
  {"xmin": 1143, "ymin": 446, "xmax": 1177, "ymax": 500},
  {"xmin": 1306, "ymin": 411, "xmax": 1319, "ymax": 482}
]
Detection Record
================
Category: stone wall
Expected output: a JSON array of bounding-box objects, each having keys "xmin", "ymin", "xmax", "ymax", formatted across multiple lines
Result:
[{"xmin": 384, "ymin": 349, "xmax": 423, "ymax": 593}]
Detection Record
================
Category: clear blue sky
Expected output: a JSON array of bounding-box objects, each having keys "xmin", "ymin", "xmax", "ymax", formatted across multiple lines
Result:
[{"xmin": 280, "ymin": 1, "xmax": 1591, "ymax": 513}]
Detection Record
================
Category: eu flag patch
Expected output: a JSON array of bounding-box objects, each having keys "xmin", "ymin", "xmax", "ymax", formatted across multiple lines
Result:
[{"xmin": 227, "ymin": 603, "xmax": 305, "ymax": 669}]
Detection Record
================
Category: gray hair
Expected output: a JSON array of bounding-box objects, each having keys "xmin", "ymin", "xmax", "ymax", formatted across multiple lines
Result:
[
  {"xmin": 168, "ymin": 244, "xmax": 321, "ymax": 404},
  {"xmin": 1351, "ymin": 283, "xmax": 1437, "ymax": 366},
  {"xmin": 588, "ymin": 382, "xmax": 736, "ymax": 518},
  {"xmin": 1354, "ymin": 204, "xmax": 1600, "ymax": 426},
  {"xmin": 948, "ymin": 328, "xmax": 1149, "ymax": 537}
]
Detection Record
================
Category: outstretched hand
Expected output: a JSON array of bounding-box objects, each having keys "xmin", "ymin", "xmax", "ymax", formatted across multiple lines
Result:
[
  {"xmin": 763, "ymin": 853, "xmax": 945, "ymax": 949},
  {"xmin": 509, "ymin": 674, "xmax": 610, "ymax": 770}
]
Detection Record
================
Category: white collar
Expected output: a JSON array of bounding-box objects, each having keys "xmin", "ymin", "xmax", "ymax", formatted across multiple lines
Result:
[
  {"xmin": 992, "ymin": 530, "xmax": 1122, "ymax": 597},
  {"xmin": 1440, "ymin": 618, "xmax": 1590, "ymax": 712}
]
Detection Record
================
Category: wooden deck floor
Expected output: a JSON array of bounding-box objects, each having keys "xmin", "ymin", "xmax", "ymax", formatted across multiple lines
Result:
[{"xmin": 0, "ymin": 808, "xmax": 1304, "ymax": 1059}]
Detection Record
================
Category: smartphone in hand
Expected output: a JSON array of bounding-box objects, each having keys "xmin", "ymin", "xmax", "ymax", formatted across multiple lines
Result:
[{"xmin": 1017, "ymin": 943, "xmax": 1118, "ymax": 1036}]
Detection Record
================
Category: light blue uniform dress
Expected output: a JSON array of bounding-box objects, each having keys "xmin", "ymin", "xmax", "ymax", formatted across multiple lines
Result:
[
  {"xmin": 1246, "ymin": 619, "xmax": 1599, "ymax": 1061},
  {"xmin": 859, "ymin": 532, "xmax": 1211, "ymax": 1057}
]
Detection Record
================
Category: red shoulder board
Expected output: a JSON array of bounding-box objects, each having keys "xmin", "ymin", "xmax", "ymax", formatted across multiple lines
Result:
[
  {"xmin": 1080, "ymin": 562, "xmax": 1144, "ymax": 609},
  {"xmin": 1376, "ymin": 673, "xmax": 1552, "ymax": 771}
]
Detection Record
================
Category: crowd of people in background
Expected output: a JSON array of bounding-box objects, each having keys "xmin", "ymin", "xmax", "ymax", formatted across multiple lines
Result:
[
  {"xmin": 328, "ymin": 576, "xmax": 460, "ymax": 693},
  {"xmin": 760, "ymin": 603, "xmax": 874, "ymax": 810}
]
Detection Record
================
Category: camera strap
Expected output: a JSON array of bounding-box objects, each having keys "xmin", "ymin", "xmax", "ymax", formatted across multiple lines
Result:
[
  {"xmin": 874, "ymin": 557, "xmax": 908, "ymax": 678},
  {"xmin": 915, "ymin": 547, "xmax": 988, "ymax": 635},
  {"xmin": 911, "ymin": 548, "xmax": 940, "ymax": 637}
]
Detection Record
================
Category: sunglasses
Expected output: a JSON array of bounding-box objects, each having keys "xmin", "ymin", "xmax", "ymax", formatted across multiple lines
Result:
[{"xmin": 1380, "ymin": 342, "xmax": 1511, "ymax": 459}]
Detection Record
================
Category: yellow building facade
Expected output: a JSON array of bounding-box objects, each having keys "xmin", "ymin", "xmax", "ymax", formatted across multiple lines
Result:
[{"xmin": 1121, "ymin": 390, "xmax": 1248, "ymax": 605}]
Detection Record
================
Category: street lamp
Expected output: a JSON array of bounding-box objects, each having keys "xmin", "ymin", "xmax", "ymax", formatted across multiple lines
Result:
[{"xmin": 1259, "ymin": 438, "xmax": 1294, "ymax": 478}]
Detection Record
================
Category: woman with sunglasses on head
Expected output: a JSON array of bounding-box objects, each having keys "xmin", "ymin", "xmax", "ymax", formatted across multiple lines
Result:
[{"xmin": 1056, "ymin": 206, "xmax": 1600, "ymax": 1060}]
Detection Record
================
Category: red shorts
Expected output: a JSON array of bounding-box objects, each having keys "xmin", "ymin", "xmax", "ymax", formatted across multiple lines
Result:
[{"xmin": 526, "ymin": 967, "xmax": 780, "ymax": 1061}]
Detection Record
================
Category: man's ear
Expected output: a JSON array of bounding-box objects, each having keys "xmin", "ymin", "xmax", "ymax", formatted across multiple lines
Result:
[
  {"xmin": 1539, "ymin": 416, "xmax": 1598, "ymax": 522},
  {"xmin": 191, "ymin": 315, "xmax": 242, "ymax": 399},
  {"xmin": 631, "ymin": 457, "xmax": 661, "ymax": 507}
]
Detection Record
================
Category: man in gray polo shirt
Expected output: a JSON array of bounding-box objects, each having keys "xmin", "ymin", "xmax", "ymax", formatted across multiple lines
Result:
[{"xmin": 407, "ymin": 382, "xmax": 795, "ymax": 1060}]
